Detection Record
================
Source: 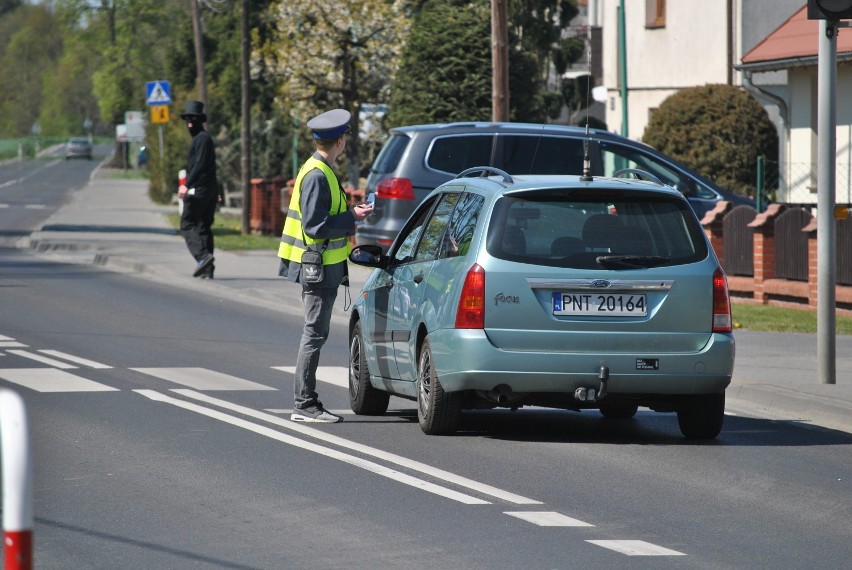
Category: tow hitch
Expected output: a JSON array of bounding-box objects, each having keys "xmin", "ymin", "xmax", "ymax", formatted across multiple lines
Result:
[{"xmin": 574, "ymin": 365, "xmax": 610, "ymax": 402}]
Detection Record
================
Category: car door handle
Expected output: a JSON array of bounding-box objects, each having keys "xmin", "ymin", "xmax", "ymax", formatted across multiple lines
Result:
[{"xmin": 413, "ymin": 272, "xmax": 424, "ymax": 284}]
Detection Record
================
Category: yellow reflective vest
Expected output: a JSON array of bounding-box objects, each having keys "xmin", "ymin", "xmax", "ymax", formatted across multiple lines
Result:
[{"xmin": 278, "ymin": 157, "xmax": 351, "ymax": 265}]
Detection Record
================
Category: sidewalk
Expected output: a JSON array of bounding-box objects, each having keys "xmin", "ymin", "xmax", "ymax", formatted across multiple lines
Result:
[{"xmin": 20, "ymin": 166, "xmax": 852, "ymax": 434}]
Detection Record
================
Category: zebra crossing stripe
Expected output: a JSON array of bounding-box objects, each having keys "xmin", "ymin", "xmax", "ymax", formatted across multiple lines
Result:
[
  {"xmin": 273, "ymin": 366, "xmax": 348, "ymax": 388},
  {"xmin": 0, "ymin": 369, "xmax": 119, "ymax": 393},
  {"xmin": 131, "ymin": 368, "xmax": 276, "ymax": 391}
]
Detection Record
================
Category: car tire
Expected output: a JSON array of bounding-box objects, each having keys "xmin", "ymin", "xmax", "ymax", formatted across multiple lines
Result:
[
  {"xmin": 349, "ymin": 321, "xmax": 389, "ymax": 415},
  {"xmin": 416, "ymin": 337, "xmax": 462, "ymax": 435},
  {"xmin": 677, "ymin": 392, "xmax": 725, "ymax": 439},
  {"xmin": 599, "ymin": 402, "xmax": 639, "ymax": 419}
]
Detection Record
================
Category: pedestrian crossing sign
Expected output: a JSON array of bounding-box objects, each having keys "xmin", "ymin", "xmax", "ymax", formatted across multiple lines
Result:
[
  {"xmin": 151, "ymin": 105, "xmax": 169, "ymax": 124},
  {"xmin": 146, "ymin": 80, "xmax": 171, "ymax": 106}
]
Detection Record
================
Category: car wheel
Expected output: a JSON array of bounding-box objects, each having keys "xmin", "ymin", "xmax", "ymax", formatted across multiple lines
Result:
[
  {"xmin": 599, "ymin": 402, "xmax": 639, "ymax": 419},
  {"xmin": 677, "ymin": 392, "xmax": 725, "ymax": 439},
  {"xmin": 348, "ymin": 321, "xmax": 389, "ymax": 415},
  {"xmin": 416, "ymin": 337, "xmax": 462, "ymax": 435}
]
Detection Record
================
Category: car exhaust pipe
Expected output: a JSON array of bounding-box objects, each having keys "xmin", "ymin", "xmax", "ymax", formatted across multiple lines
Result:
[
  {"xmin": 490, "ymin": 384, "xmax": 512, "ymax": 404},
  {"xmin": 598, "ymin": 365, "xmax": 609, "ymax": 400}
]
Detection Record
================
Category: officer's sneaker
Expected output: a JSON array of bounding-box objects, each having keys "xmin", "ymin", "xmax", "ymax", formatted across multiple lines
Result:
[{"xmin": 291, "ymin": 406, "xmax": 343, "ymax": 423}]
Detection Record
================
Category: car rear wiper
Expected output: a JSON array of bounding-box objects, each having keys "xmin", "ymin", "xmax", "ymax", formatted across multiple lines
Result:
[{"xmin": 595, "ymin": 255, "xmax": 670, "ymax": 268}]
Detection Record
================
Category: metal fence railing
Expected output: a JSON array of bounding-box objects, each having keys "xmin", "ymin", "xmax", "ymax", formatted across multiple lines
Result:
[{"xmin": 758, "ymin": 158, "xmax": 852, "ymax": 209}]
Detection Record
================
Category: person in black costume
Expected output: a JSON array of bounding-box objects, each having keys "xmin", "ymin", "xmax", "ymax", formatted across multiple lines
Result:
[{"xmin": 178, "ymin": 100, "xmax": 221, "ymax": 278}]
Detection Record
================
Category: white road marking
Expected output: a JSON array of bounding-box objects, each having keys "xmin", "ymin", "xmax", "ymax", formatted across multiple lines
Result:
[
  {"xmin": 38, "ymin": 350, "xmax": 112, "ymax": 369},
  {"xmin": 136, "ymin": 389, "xmax": 490, "ymax": 505},
  {"xmin": 173, "ymin": 389, "xmax": 543, "ymax": 505},
  {"xmin": 273, "ymin": 366, "xmax": 348, "ymax": 388},
  {"xmin": 7, "ymin": 350, "xmax": 77, "ymax": 369},
  {"xmin": 0, "ymin": 335, "xmax": 15, "ymax": 341},
  {"xmin": 504, "ymin": 511, "xmax": 594, "ymax": 527},
  {"xmin": 130, "ymin": 368, "xmax": 276, "ymax": 391},
  {"xmin": 586, "ymin": 540, "xmax": 686, "ymax": 556},
  {"xmin": 0, "ymin": 368, "xmax": 119, "ymax": 392},
  {"xmin": 0, "ymin": 342, "xmax": 27, "ymax": 348}
]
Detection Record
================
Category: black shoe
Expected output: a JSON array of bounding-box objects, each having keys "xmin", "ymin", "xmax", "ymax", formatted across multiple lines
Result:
[{"xmin": 193, "ymin": 255, "xmax": 215, "ymax": 277}]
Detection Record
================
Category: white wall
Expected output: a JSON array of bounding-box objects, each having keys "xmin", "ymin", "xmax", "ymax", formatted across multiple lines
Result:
[{"xmin": 602, "ymin": 0, "xmax": 729, "ymax": 139}]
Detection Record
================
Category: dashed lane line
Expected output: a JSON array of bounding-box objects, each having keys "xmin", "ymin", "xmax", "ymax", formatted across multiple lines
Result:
[
  {"xmin": 135, "ymin": 389, "xmax": 490, "ymax": 505},
  {"xmin": 586, "ymin": 540, "xmax": 686, "ymax": 556},
  {"xmin": 504, "ymin": 511, "xmax": 594, "ymax": 527},
  {"xmin": 172, "ymin": 388, "xmax": 543, "ymax": 505},
  {"xmin": 38, "ymin": 350, "xmax": 112, "ymax": 369},
  {"xmin": 0, "ymin": 368, "xmax": 119, "ymax": 392},
  {"xmin": 7, "ymin": 349, "xmax": 78, "ymax": 369}
]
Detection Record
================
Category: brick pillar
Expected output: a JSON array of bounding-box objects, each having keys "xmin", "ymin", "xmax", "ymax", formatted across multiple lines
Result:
[
  {"xmin": 748, "ymin": 204, "xmax": 784, "ymax": 303},
  {"xmin": 700, "ymin": 201, "xmax": 731, "ymax": 267},
  {"xmin": 804, "ymin": 218, "xmax": 819, "ymax": 308}
]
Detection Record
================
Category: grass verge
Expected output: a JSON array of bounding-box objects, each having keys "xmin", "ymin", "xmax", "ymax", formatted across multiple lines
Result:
[
  {"xmin": 732, "ymin": 302, "xmax": 852, "ymax": 335},
  {"xmin": 167, "ymin": 212, "xmax": 280, "ymax": 251}
]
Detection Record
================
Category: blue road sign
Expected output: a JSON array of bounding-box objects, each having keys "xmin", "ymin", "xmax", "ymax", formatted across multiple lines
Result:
[{"xmin": 146, "ymin": 81, "xmax": 171, "ymax": 106}]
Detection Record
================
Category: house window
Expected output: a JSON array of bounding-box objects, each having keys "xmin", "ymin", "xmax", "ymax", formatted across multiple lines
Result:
[{"xmin": 646, "ymin": 0, "xmax": 666, "ymax": 29}]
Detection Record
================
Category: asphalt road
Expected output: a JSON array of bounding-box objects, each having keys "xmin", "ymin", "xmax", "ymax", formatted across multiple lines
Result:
[{"xmin": 1, "ymin": 156, "xmax": 850, "ymax": 569}]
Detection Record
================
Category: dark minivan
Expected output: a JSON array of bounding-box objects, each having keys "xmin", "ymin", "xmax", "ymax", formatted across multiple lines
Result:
[{"xmin": 356, "ymin": 122, "xmax": 754, "ymax": 251}]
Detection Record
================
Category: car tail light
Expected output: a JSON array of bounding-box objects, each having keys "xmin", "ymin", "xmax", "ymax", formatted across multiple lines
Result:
[
  {"xmin": 455, "ymin": 264, "xmax": 485, "ymax": 329},
  {"xmin": 712, "ymin": 267, "xmax": 732, "ymax": 333},
  {"xmin": 376, "ymin": 177, "xmax": 415, "ymax": 200}
]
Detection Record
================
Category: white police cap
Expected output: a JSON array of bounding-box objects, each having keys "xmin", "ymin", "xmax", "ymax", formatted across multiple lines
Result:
[{"xmin": 307, "ymin": 109, "xmax": 351, "ymax": 140}]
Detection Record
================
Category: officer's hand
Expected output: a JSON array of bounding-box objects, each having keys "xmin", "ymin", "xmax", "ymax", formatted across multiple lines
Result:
[
  {"xmin": 178, "ymin": 184, "xmax": 188, "ymax": 199},
  {"xmin": 352, "ymin": 202, "xmax": 373, "ymax": 221}
]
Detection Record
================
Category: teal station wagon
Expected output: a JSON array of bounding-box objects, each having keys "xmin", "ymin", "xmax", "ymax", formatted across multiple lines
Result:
[{"xmin": 348, "ymin": 167, "xmax": 735, "ymax": 439}]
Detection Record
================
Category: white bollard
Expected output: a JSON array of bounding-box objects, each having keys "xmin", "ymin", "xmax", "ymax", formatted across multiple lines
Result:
[{"xmin": 0, "ymin": 389, "xmax": 33, "ymax": 570}]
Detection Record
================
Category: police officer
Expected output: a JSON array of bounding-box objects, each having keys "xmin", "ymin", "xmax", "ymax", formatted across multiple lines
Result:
[
  {"xmin": 278, "ymin": 109, "xmax": 373, "ymax": 423},
  {"xmin": 178, "ymin": 100, "xmax": 220, "ymax": 278}
]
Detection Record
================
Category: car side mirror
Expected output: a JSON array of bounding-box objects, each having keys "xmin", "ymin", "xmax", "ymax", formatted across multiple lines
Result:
[{"xmin": 349, "ymin": 245, "xmax": 388, "ymax": 269}]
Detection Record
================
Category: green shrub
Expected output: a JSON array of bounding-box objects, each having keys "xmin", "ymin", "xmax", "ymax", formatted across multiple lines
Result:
[{"xmin": 642, "ymin": 84, "xmax": 778, "ymax": 197}]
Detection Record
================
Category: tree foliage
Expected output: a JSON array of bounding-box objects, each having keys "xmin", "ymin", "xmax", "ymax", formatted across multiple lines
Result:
[
  {"xmin": 386, "ymin": 0, "xmax": 583, "ymax": 128},
  {"xmin": 261, "ymin": 0, "xmax": 410, "ymax": 187},
  {"xmin": 642, "ymin": 84, "xmax": 778, "ymax": 197}
]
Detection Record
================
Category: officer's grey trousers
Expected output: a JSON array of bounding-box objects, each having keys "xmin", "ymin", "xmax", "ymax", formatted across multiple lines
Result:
[{"xmin": 294, "ymin": 287, "xmax": 338, "ymax": 410}]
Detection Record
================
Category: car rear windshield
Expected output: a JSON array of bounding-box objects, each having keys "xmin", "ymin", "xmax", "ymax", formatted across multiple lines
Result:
[
  {"xmin": 486, "ymin": 191, "xmax": 708, "ymax": 269},
  {"xmin": 370, "ymin": 133, "xmax": 410, "ymax": 174}
]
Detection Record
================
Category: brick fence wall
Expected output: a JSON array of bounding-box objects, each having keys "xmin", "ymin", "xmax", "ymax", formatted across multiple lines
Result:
[{"xmin": 703, "ymin": 201, "xmax": 852, "ymax": 315}]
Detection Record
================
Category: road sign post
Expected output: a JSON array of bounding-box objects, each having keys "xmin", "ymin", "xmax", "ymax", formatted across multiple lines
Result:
[{"xmin": 145, "ymin": 81, "xmax": 172, "ymax": 167}]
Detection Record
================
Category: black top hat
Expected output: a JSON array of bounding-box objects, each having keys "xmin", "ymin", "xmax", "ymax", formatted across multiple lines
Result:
[{"xmin": 180, "ymin": 100, "xmax": 206, "ymax": 121}]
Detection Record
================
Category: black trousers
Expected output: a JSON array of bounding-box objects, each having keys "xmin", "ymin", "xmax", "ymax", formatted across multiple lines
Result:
[{"xmin": 180, "ymin": 193, "xmax": 217, "ymax": 262}]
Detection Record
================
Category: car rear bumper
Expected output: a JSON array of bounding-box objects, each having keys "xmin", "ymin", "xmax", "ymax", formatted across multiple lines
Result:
[{"xmin": 425, "ymin": 328, "xmax": 734, "ymax": 395}]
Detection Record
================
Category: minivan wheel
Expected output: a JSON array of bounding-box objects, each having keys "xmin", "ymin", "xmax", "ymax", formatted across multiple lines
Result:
[
  {"xmin": 349, "ymin": 321, "xmax": 389, "ymax": 415},
  {"xmin": 416, "ymin": 337, "xmax": 462, "ymax": 435},
  {"xmin": 677, "ymin": 392, "xmax": 725, "ymax": 439}
]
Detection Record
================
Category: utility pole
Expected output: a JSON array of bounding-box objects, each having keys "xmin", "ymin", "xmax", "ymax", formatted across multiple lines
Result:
[
  {"xmin": 491, "ymin": 0, "xmax": 509, "ymax": 121},
  {"xmin": 817, "ymin": 19, "xmax": 838, "ymax": 384},
  {"xmin": 240, "ymin": 0, "xmax": 251, "ymax": 235},
  {"xmin": 191, "ymin": 0, "xmax": 209, "ymax": 116}
]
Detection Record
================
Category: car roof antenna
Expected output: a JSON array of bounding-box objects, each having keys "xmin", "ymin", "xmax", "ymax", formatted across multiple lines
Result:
[{"xmin": 580, "ymin": 44, "xmax": 593, "ymax": 182}]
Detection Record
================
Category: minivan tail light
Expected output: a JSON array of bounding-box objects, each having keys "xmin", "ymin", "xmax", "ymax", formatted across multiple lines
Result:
[
  {"xmin": 455, "ymin": 264, "xmax": 485, "ymax": 329},
  {"xmin": 376, "ymin": 177, "xmax": 415, "ymax": 200},
  {"xmin": 712, "ymin": 267, "xmax": 732, "ymax": 333}
]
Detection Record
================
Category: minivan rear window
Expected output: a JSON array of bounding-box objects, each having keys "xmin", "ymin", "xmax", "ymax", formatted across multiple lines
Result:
[
  {"xmin": 370, "ymin": 133, "xmax": 410, "ymax": 174},
  {"xmin": 487, "ymin": 193, "xmax": 707, "ymax": 269},
  {"xmin": 496, "ymin": 135, "xmax": 586, "ymax": 175},
  {"xmin": 427, "ymin": 135, "xmax": 493, "ymax": 174}
]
